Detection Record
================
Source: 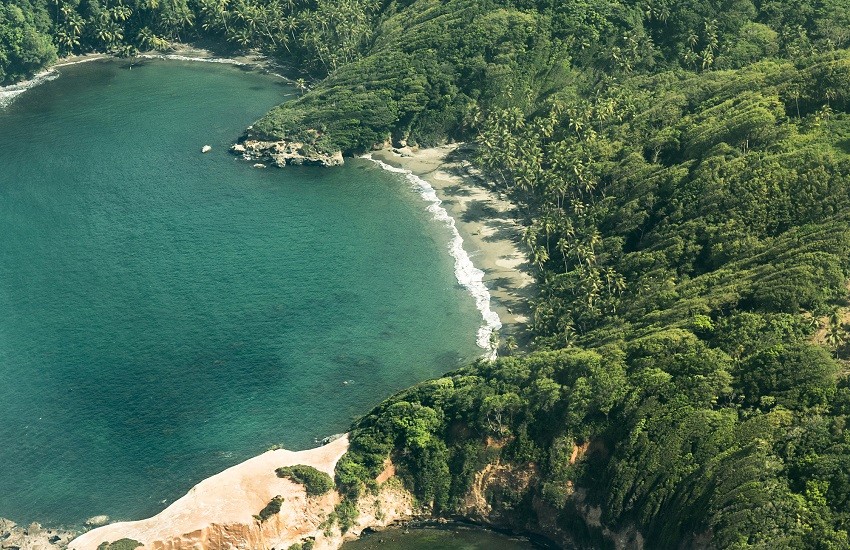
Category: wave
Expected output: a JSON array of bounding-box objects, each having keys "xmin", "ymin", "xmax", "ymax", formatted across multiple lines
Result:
[
  {"xmin": 0, "ymin": 70, "xmax": 59, "ymax": 110},
  {"xmin": 0, "ymin": 55, "xmax": 109, "ymax": 110},
  {"xmin": 138, "ymin": 53, "xmax": 251, "ymax": 66},
  {"xmin": 0, "ymin": 52, "xmax": 282, "ymax": 110},
  {"xmin": 363, "ymin": 153, "xmax": 502, "ymax": 360}
]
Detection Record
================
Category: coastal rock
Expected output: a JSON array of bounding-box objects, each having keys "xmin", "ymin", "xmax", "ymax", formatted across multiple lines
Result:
[
  {"xmin": 84, "ymin": 516, "xmax": 109, "ymax": 528},
  {"xmin": 230, "ymin": 139, "xmax": 344, "ymax": 167},
  {"xmin": 0, "ymin": 518, "xmax": 77, "ymax": 550}
]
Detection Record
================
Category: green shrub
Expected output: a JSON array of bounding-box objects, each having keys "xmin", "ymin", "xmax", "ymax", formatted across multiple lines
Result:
[
  {"xmin": 334, "ymin": 500, "xmax": 359, "ymax": 533},
  {"xmin": 253, "ymin": 495, "xmax": 284, "ymax": 522},
  {"xmin": 96, "ymin": 540, "xmax": 142, "ymax": 550},
  {"xmin": 287, "ymin": 539, "xmax": 314, "ymax": 550},
  {"xmin": 276, "ymin": 465, "xmax": 335, "ymax": 496}
]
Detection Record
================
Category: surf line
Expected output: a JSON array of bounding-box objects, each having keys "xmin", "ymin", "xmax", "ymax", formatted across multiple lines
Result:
[
  {"xmin": 362, "ymin": 153, "xmax": 502, "ymax": 360},
  {"xmin": 0, "ymin": 70, "xmax": 59, "ymax": 109},
  {"xmin": 137, "ymin": 53, "xmax": 248, "ymax": 65}
]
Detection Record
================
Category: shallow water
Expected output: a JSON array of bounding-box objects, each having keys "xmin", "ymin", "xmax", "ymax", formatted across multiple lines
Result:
[{"xmin": 0, "ymin": 59, "xmax": 482, "ymax": 525}]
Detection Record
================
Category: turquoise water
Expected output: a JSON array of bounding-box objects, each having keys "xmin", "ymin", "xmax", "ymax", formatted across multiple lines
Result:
[{"xmin": 0, "ymin": 59, "xmax": 481, "ymax": 525}]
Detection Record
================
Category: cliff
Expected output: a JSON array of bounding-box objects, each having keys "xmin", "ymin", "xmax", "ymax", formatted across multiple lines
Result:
[{"xmin": 68, "ymin": 436, "xmax": 414, "ymax": 550}]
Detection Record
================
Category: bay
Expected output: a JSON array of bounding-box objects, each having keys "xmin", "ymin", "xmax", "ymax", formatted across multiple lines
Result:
[{"xmin": 0, "ymin": 59, "xmax": 481, "ymax": 525}]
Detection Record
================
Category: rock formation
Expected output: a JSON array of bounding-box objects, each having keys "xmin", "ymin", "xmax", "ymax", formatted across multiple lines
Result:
[
  {"xmin": 0, "ymin": 517, "xmax": 77, "ymax": 550},
  {"xmin": 231, "ymin": 140, "xmax": 344, "ymax": 168}
]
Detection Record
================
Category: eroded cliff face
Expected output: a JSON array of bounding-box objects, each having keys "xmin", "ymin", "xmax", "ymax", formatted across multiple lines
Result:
[
  {"xmin": 68, "ymin": 436, "xmax": 416, "ymax": 550},
  {"xmin": 450, "ymin": 443, "xmax": 646, "ymax": 550},
  {"xmin": 66, "ymin": 437, "xmax": 651, "ymax": 550}
]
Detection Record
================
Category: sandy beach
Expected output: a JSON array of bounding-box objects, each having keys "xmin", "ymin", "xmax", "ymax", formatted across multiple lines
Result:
[{"xmin": 371, "ymin": 144, "xmax": 535, "ymax": 343}]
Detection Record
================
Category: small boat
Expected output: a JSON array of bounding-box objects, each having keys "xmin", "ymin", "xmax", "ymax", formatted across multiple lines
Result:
[{"xmin": 201, "ymin": 145, "xmax": 212, "ymax": 153}]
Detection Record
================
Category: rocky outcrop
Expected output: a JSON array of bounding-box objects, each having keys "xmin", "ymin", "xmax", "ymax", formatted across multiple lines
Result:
[
  {"xmin": 67, "ymin": 435, "xmax": 416, "ymax": 550},
  {"xmin": 0, "ymin": 517, "xmax": 77, "ymax": 550},
  {"xmin": 231, "ymin": 140, "xmax": 344, "ymax": 168}
]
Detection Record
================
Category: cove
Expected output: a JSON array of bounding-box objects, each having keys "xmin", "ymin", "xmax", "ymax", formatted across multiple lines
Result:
[{"xmin": 0, "ymin": 59, "xmax": 481, "ymax": 525}]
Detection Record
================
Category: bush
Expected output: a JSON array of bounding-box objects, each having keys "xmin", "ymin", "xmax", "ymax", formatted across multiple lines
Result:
[
  {"xmin": 287, "ymin": 539, "xmax": 315, "ymax": 550},
  {"xmin": 276, "ymin": 465, "xmax": 335, "ymax": 496},
  {"xmin": 334, "ymin": 500, "xmax": 359, "ymax": 533},
  {"xmin": 96, "ymin": 540, "xmax": 142, "ymax": 550},
  {"xmin": 253, "ymin": 495, "xmax": 284, "ymax": 522}
]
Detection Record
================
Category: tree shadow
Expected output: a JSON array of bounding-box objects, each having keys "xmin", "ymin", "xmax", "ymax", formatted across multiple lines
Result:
[
  {"xmin": 481, "ymin": 223, "xmax": 522, "ymax": 243},
  {"xmin": 461, "ymin": 199, "xmax": 514, "ymax": 223},
  {"xmin": 442, "ymin": 184, "xmax": 473, "ymax": 197}
]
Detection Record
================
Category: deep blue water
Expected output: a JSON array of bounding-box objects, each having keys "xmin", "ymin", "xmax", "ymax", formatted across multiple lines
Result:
[{"xmin": 0, "ymin": 59, "xmax": 481, "ymax": 525}]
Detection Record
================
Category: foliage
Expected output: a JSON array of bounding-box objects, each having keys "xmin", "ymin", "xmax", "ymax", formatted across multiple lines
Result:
[
  {"xmin": 275, "ymin": 464, "xmax": 335, "ymax": 497},
  {"xmin": 286, "ymin": 539, "xmax": 314, "ymax": 550},
  {"xmin": 318, "ymin": 4, "xmax": 850, "ymax": 546},
  {"xmin": 96, "ymin": 540, "xmax": 143, "ymax": 550},
  {"xmin": 0, "ymin": 1, "xmax": 56, "ymax": 84},
  {"xmin": 253, "ymin": 495, "xmax": 284, "ymax": 522}
]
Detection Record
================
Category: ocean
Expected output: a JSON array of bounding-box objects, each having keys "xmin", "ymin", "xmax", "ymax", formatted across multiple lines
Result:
[{"xmin": 0, "ymin": 58, "xmax": 486, "ymax": 526}]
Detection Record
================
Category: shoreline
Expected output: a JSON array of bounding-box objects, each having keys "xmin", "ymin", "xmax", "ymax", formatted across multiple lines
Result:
[
  {"xmin": 369, "ymin": 144, "xmax": 535, "ymax": 346},
  {"xmin": 68, "ymin": 436, "xmax": 367, "ymax": 549},
  {"xmin": 67, "ymin": 435, "xmax": 422, "ymax": 550},
  {"xmin": 0, "ymin": 44, "xmax": 292, "ymax": 110}
]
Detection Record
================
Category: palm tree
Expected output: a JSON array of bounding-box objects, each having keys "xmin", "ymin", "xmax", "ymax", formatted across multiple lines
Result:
[
  {"xmin": 532, "ymin": 246, "xmax": 549, "ymax": 272},
  {"xmin": 501, "ymin": 336, "xmax": 518, "ymax": 356},
  {"xmin": 55, "ymin": 29, "xmax": 80, "ymax": 54},
  {"xmin": 556, "ymin": 237, "xmax": 570, "ymax": 272},
  {"xmin": 826, "ymin": 308, "xmax": 847, "ymax": 356}
]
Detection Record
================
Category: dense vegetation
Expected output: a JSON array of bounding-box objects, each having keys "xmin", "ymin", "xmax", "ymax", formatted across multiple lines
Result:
[
  {"xmin": 0, "ymin": 0, "xmax": 381, "ymax": 84},
  {"xmin": 275, "ymin": 464, "xmax": 335, "ymax": 497},
  {"xmin": 314, "ymin": 1, "xmax": 850, "ymax": 549},
  {"xmin": 6, "ymin": 0, "xmax": 850, "ymax": 546}
]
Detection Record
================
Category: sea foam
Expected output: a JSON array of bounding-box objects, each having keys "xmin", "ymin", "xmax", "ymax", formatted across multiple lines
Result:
[
  {"xmin": 363, "ymin": 153, "xmax": 502, "ymax": 360},
  {"xmin": 0, "ymin": 70, "xmax": 59, "ymax": 109},
  {"xmin": 0, "ymin": 55, "xmax": 108, "ymax": 110},
  {"xmin": 138, "ymin": 53, "xmax": 249, "ymax": 65}
]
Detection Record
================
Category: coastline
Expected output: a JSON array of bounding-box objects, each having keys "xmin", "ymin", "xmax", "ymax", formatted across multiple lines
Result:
[
  {"xmin": 0, "ymin": 44, "xmax": 292, "ymax": 111},
  {"xmin": 368, "ymin": 144, "xmax": 535, "ymax": 345},
  {"xmin": 69, "ymin": 435, "xmax": 417, "ymax": 550}
]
